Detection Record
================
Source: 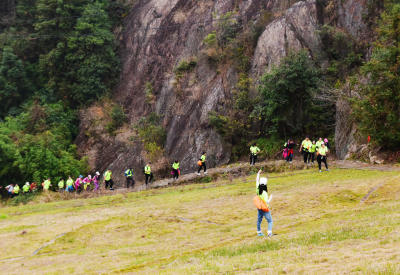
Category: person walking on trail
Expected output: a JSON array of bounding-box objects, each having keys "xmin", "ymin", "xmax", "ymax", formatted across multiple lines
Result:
[
  {"xmin": 254, "ymin": 170, "xmax": 273, "ymax": 237},
  {"xmin": 83, "ymin": 175, "xmax": 91, "ymax": 191},
  {"xmin": 125, "ymin": 168, "xmax": 135, "ymax": 188},
  {"xmin": 66, "ymin": 176, "xmax": 74, "ymax": 192},
  {"xmin": 5, "ymin": 184, "xmax": 14, "ymax": 197},
  {"xmin": 250, "ymin": 144, "xmax": 261, "ymax": 166},
  {"xmin": 42, "ymin": 178, "xmax": 51, "ymax": 191},
  {"xmin": 309, "ymin": 141, "xmax": 317, "ymax": 164},
  {"xmin": 317, "ymin": 143, "xmax": 329, "ymax": 172},
  {"xmin": 23, "ymin": 182, "xmax": 30, "ymax": 193},
  {"xmin": 197, "ymin": 152, "xmax": 207, "ymax": 175},
  {"xmin": 93, "ymin": 172, "xmax": 100, "ymax": 191},
  {"xmin": 172, "ymin": 161, "xmax": 180, "ymax": 180},
  {"xmin": 104, "ymin": 170, "xmax": 114, "ymax": 190},
  {"xmin": 299, "ymin": 137, "xmax": 312, "ymax": 164},
  {"xmin": 316, "ymin": 138, "xmax": 324, "ymax": 150},
  {"xmin": 13, "ymin": 184, "xmax": 20, "ymax": 196},
  {"xmin": 285, "ymin": 139, "xmax": 295, "ymax": 163},
  {"xmin": 58, "ymin": 179, "xmax": 65, "ymax": 192},
  {"xmin": 30, "ymin": 182, "xmax": 37, "ymax": 192},
  {"xmin": 144, "ymin": 163, "xmax": 153, "ymax": 185},
  {"xmin": 75, "ymin": 176, "xmax": 83, "ymax": 193}
]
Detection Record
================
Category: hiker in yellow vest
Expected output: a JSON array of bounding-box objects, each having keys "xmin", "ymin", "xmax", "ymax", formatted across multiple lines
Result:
[
  {"xmin": 22, "ymin": 182, "xmax": 30, "ymax": 193},
  {"xmin": 250, "ymin": 144, "xmax": 261, "ymax": 166},
  {"xmin": 172, "ymin": 161, "xmax": 180, "ymax": 180},
  {"xmin": 255, "ymin": 170, "xmax": 273, "ymax": 237},
  {"xmin": 66, "ymin": 176, "xmax": 74, "ymax": 192},
  {"xmin": 197, "ymin": 152, "xmax": 207, "ymax": 175},
  {"xmin": 124, "ymin": 168, "xmax": 135, "ymax": 188},
  {"xmin": 300, "ymin": 137, "xmax": 312, "ymax": 164},
  {"xmin": 104, "ymin": 170, "xmax": 114, "ymax": 190},
  {"xmin": 13, "ymin": 184, "xmax": 20, "ymax": 196},
  {"xmin": 309, "ymin": 141, "xmax": 317, "ymax": 164},
  {"xmin": 317, "ymin": 143, "xmax": 329, "ymax": 172},
  {"xmin": 144, "ymin": 162, "xmax": 153, "ymax": 185},
  {"xmin": 58, "ymin": 179, "xmax": 65, "ymax": 192},
  {"xmin": 316, "ymin": 137, "xmax": 324, "ymax": 150},
  {"xmin": 42, "ymin": 178, "xmax": 51, "ymax": 191}
]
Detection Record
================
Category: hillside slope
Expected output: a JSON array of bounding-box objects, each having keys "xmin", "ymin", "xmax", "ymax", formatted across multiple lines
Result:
[
  {"xmin": 76, "ymin": 0, "xmax": 376, "ymax": 185},
  {"xmin": 1, "ymin": 167, "xmax": 399, "ymax": 274}
]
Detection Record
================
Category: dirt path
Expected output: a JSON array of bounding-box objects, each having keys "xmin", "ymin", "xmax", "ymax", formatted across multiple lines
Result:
[{"xmin": 24, "ymin": 159, "xmax": 399, "ymax": 202}]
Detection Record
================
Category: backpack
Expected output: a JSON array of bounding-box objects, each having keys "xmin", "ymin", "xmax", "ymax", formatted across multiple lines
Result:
[
  {"xmin": 125, "ymin": 169, "xmax": 132, "ymax": 177},
  {"xmin": 253, "ymin": 196, "xmax": 269, "ymax": 212},
  {"xmin": 283, "ymin": 148, "xmax": 288, "ymax": 159}
]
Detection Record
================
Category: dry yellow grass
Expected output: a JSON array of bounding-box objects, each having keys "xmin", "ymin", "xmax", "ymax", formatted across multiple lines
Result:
[{"xmin": 0, "ymin": 168, "xmax": 399, "ymax": 274}]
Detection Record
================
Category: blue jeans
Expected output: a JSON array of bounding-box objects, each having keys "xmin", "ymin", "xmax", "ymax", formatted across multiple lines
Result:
[{"xmin": 257, "ymin": 209, "xmax": 273, "ymax": 232}]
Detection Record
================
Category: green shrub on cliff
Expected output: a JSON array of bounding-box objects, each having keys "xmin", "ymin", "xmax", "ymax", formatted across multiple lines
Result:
[
  {"xmin": 352, "ymin": 1, "xmax": 400, "ymax": 149},
  {"xmin": 256, "ymin": 51, "xmax": 334, "ymax": 138}
]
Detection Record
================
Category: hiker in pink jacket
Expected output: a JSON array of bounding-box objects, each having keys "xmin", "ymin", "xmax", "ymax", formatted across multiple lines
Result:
[
  {"xmin": 74, "ymin": 175, "xmax": 83, "ymax": 193},
  {"xmin": 93, "ymin": 172, "xmax": 100, "ymax": 191},
  {"xmin": 83, "ymin": 175, "xmax": 92, "ymax": 191}
]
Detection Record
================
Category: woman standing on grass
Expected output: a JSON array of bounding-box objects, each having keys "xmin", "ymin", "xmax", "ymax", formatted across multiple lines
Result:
[{"xmin": 255, "ymin": 170, "xmax": 273, "ymax": 237}]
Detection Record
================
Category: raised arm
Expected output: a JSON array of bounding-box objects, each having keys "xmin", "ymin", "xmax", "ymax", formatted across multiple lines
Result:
[{"xmin": 256, "ymin": 169, "xmax": 262, "ymax": 185}]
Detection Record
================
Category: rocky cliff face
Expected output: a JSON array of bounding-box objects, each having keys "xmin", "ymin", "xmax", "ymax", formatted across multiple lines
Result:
[{"xmin": 77, "ymin": 0, "xmax": 373, "ymax": 185}]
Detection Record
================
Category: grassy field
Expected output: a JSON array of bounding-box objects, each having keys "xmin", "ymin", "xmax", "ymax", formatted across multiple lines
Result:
[{"xmin": 0, "ymin": 167, "xmax": 399, "ymax": 274}]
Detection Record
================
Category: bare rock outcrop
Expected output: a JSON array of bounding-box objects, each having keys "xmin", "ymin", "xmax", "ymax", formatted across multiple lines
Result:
[
  {"xmin": 252, "ymin": 0, "xmax": 321, "ymax": 78},
  {"xmin": 76, "ymin": 0, "xmax": 374, "ymax": 185}
]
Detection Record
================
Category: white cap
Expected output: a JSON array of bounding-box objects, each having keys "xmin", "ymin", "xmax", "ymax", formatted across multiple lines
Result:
[
  {"xmin": 260, "ymin": 177, "xmax": 268, "ymax": 185},
  {"xmin": 96, "ymin": 171, "xmax": 100, "ymax": 176},
  {"xmin": 25, "ymin": 182, "xmax": 30, "ymax": 185}
]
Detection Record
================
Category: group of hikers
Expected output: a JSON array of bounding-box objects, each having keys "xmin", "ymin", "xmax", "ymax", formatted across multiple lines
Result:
[
  {"xmin": 3, "ymin": 140, "xmax": 331, "ymax": 198},
  {"xmin": 249, "ymin": 137, "xmax": 330, "ymax": 172},
  {"xmin": 2, "ymin": 152, "xmax": 209, "ymax": 198},
  {"xmin": 283, "ymin": 137, "xmax": 331, "ymax": 172}
]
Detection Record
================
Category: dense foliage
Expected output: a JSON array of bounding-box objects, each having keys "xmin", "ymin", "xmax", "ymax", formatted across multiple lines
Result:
[
  {"xmin": 0, "ymin": 0, "xmax": 123, "ymax": 192},
  {"xmin": 0, "ymin": 101, "xmax": 89, "ymax": 189},
  {"xmin": 256, "ymin": 51, "xmax": 335, "ymax": 138},
  {"xmin": 352, "ymin": 1, "xmax": 400, "ymax": 149}
]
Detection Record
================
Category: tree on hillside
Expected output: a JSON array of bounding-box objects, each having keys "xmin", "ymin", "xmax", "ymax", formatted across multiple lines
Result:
[
  {"xmin": 353, "ymin": 2, "xmax": 400, "ymax": 149},
  {"xmin": 64, "ymin": 0, "xmax": 119, "ymax": 104},
  {"xmin": 0, "ymin": 46, "xmax": 31, "ymax": 117},
  {"xmin": 255, "ymin": 51, "xmax": 334, "ymax": 139},
  {"xmin": 39, "ymin": 0, "xmax": 119, "ymax": 105}
]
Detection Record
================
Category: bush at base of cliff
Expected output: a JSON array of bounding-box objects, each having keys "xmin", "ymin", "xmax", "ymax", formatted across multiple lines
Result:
[
  {"xmin": 352, "ymin": 1, "xmax": 400, "ymax": 150},
  {"xmin": 0, "ymin": 101, "xmax": 89, "ymax": 191},
  {"xmin": 256, "ymin": 50, "xmax": 335, "ymax": 139},
  {"xmin": 144, "ymin": 142, "xmax": 164, "ymax": 163},
  {"xmin": 134, "ymin": 113, "xmax": 166, "ymax": 161},
  {"xmin": 256, "ymin": 137, "xmax": 283, "ymax": 159}
]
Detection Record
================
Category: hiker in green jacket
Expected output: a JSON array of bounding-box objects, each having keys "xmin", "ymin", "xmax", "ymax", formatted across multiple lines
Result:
[
  {"xmin": 22, "ymin": 182, "xmax": 30, "ymax": 193},
  {"xmin": 172, "ymin": 160, "xmax": 180, "ymax": 180},
  {"xmin": 250, "ymin": 144, "xmax": 261, "ymax": 166},
  {"xmin": 309, "ymin": 141, "xmax": 317, "ymax": 164},
  {"xmin": 144, "ymin": 162, "xmax": 153, "ymax": 185},
  {"xmin": 125, "ymin": 168, "xmax": 135, "ymax": 188},
  {"xmin": 58, "ymin": 179, "xmax": 65, "ymax": 192},
  {"xmin": 197, "ymin": 152, "xmax": 207, "ymax": 175},
  {"xmin": 104, "ymin": 170, "xmax": 114, "ymax": 190}
]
